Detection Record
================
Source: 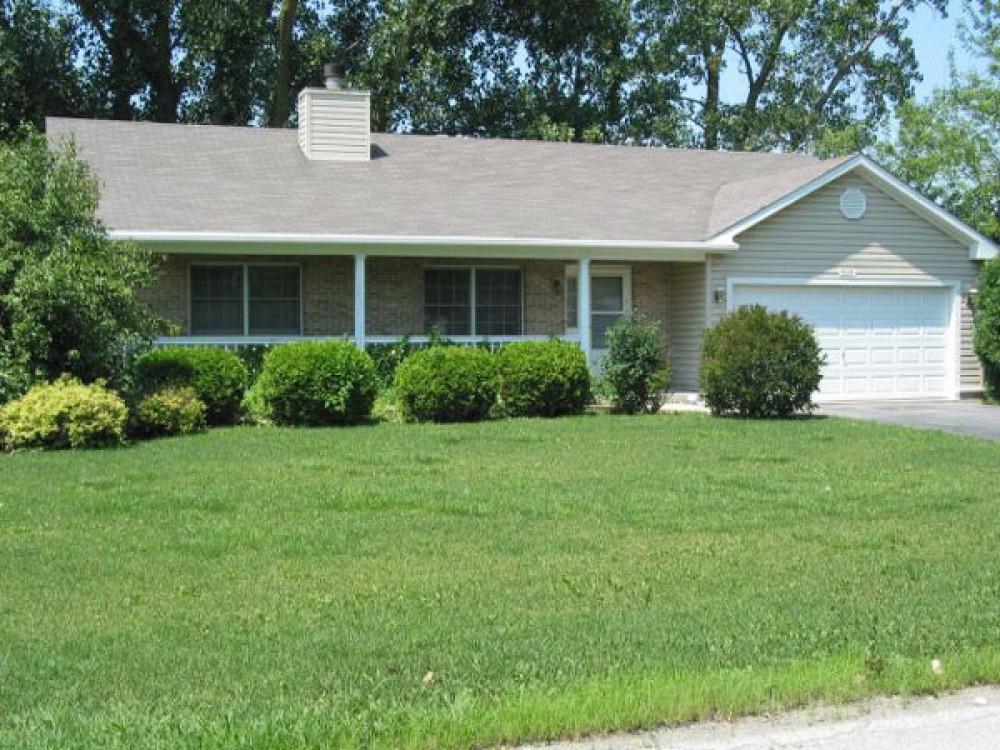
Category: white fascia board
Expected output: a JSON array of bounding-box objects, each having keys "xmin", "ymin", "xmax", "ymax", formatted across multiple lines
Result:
[
  {"xmin": 109, "ymin": 230, "xmax": 739, "ymax": 260},
  {"xmin": 711, "ymin": 154, "xmax": 999, "ymax": 261}
]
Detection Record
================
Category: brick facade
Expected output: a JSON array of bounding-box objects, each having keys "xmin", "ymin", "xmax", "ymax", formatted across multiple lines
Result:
[
  {"xmin": 631, "ymin": 262, "xmax": 671, "ymax": 353},
  {"xmin": 145, "ymin": 255, "xmax": 673, "ymax": 343}
]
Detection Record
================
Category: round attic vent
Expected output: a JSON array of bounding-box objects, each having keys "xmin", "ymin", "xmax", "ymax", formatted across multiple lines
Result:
[{"xmin": 840, "ymin": 187, "xmax": 867, "ymax": 220}]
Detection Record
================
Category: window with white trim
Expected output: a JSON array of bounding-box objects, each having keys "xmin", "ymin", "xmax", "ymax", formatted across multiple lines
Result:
[
  {"xmin": 424, "ymin": 267, "xmax": 522, "ymax": 336},
  {"xmin": 190, "ymin": 264, "xmax": 301, "ymax": 336},
  {"xmin": 565, "ymin": 266, "xmax": 631, "ymax": 350}
]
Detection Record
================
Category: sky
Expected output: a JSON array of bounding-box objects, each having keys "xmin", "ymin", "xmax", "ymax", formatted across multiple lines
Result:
[{"xmin": 910, "ymin": 0, "xmax": 979, "ymax": 99}]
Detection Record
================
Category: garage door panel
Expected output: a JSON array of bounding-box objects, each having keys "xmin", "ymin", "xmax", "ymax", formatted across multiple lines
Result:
[
  {"xmin": 731, "ymin": 284, "xmax": 954, "ymax": 401},
  {"xmin": 871, "ymin": 377, "xmax": 896, "ymax": 393},
  {"xmin": 871, "ymin": 348, "xmax": 895, "ymax": 365},
  {"xmin": 924, "ymin": 348, "xmax": 946, "ymax": 364},
  {"xmin": 844, "ymin": 348, "xmax": 869, "ymax": 365}
]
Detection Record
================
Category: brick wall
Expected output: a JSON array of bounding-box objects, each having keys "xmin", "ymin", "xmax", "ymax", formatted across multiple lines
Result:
[
  {"xmin": 302, "ymin": 257, "xmax": 352, "ymax": 335},
  {"xmin": 140, "ymin": 255, "xmax": 188, "ymax": 332},
  {"xmin": 142, "ymin": 255, "xmax": 352, "ymax": 336},
  {"xmin": 143, "ymin": 254, "xmax": 673, "ymax": 342},
  {"xmin": 631, "ymin": 261, "xmax": 671, "ymax": 353},
  {"xmin": 367, "ymin": 258, "xmax": 424, "ymax": 335}
]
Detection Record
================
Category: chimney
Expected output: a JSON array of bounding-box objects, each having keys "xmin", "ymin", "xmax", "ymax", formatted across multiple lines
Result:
[{"xmin": 297, "ymin": 64, "xmax": 371, "ymax": 162}]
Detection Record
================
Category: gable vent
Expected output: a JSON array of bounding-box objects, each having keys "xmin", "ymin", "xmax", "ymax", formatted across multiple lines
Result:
[
  {"xmin": 839, "ymin": 188, "xmax": 867, "ymax": 220},
  {"xmin": 297, "ymin": 67, "xmax": 371, "ymax": 162}
]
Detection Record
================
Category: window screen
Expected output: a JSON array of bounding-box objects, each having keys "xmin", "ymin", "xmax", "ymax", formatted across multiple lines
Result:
[
  {"xmin": 248, "ymin": 266, "xmax": 300, "ymax": 335},
  {"xmin": 191, "ymin": 265, "xmax": 243, "ymax": 335},
  {"xmin": 475, "ymin": 269, "xmax": 522, "ymax": 336},
  {"xmin": 424, "ymin": 269, "xmax": 471, "ymax": 335}
]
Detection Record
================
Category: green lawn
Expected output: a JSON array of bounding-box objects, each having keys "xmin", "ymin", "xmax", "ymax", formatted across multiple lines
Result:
[{"xmin": 2, "ymin": 415, "xmax": 999, "ymax": 749}]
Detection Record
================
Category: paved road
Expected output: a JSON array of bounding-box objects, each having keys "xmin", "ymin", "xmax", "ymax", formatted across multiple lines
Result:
[
  {"xmin": 516, "ymin": 687, "xmax": 1000, "ymax": 750},
  {"xmin": 820, "ymin": 400, "xmax": 1000, "ymax": 441}
]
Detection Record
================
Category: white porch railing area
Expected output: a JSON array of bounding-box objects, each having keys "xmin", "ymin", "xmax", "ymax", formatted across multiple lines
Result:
[{"xmin": 155, "ymin": 334, "xmax": 582, "ymax": 352}]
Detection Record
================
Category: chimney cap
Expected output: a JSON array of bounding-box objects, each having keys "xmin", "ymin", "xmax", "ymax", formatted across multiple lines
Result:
[{"xmin": 323, "ymin": 63, "xmax": 343, "ymax": 89}]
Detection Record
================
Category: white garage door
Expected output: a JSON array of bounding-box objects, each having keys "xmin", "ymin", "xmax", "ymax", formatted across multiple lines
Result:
[{"xmin": 731, "ymin": 284, "xmax": 955, "ymax": 401}]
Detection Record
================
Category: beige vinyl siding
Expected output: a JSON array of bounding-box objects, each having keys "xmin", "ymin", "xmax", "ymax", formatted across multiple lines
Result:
[
  {"xmin": 708, "ymin": 173, "xmax": 983, "ymax": 394},
  {"xmin": 667, "ymin": 261, "xmax": 706, "ymax": 391},
  {"xmin": 297, "ymin": 89, "xmax": 371, "ymax": 162}
]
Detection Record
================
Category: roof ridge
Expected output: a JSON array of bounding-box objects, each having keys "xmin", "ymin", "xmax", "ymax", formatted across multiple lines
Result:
[{"xmin": 705, "ymin": 155, "xmax": 853, "ymax": 239}]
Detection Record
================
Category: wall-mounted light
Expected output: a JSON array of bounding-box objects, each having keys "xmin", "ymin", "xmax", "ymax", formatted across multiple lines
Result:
[
  {"xmin": 713, "ymin": 286, "xmax": 727, "ymax": 304},
  {"xmin": 966, "ymin": 288, "xmax": 978, "ymax": 310},
  {"xmin": 552, "ymin": 278, "xmax": 562, "ymax": 295}
]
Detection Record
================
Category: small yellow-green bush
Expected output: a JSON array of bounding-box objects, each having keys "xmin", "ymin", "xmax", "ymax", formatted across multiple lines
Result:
[
  {"xmin": 0, "ymin": 376, "xmax": 128, "ymax": 450},
  {"xmin": 132, "ymin": 387, "xmax": 207, "ymax": 438},
  {"xmin": 131, "ymin": 347, "xmax": 248, "ymax": 425}
]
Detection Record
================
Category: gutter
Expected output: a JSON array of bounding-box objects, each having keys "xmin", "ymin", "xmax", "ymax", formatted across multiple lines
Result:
[{"xmin": 108, "ymin": 230, "xmax": 740, "ymax": 253}]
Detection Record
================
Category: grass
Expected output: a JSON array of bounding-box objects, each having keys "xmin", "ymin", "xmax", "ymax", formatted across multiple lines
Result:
[{"xmin": 1, "ymin": 414, "xmax": 999, "ymax": 749}]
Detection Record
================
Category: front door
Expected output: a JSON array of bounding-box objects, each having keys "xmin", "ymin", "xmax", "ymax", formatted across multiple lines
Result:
[{"xmin": 566, "ymin": 266, "xmax": 632, "ymax": 361}]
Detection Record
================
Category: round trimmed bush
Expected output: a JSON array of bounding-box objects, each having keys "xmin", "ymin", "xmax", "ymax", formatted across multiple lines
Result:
[
  {"xmin": 700, "ymin": 305, "xmax": 823, "ymax": 418},
  {"xmin": 132, "ymin": 387, "xmax": 207, "ymax": 438},
  {"xmin": 256, "ymin": 340, "xmax": 379, "ymax": 426},
  {"xmin": 0, "ymin": 375, "xmax": 128, "ymax": 450},
  {"xmin": 496, "ymin": 340, "xmax": 590, "ymax": 417},
  {"xmin": 394, "ymin": 346, "xmax": 498, "ymax": 423},
  {"xmin": 131, "ymin": 347, "xmax": 248, "ymax": 425}
]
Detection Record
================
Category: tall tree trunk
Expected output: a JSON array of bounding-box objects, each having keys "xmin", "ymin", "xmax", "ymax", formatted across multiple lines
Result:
[
  {"xmin": 270, "ymin": 0, "xmax": 298, "ymax": 127},
  {"xmin": 145, "ymin": 4, "xmax": 180, "ymax": 122},
  {"xmin": 702, "ymin": 42, "xmax": 721, "ymax": 150}
]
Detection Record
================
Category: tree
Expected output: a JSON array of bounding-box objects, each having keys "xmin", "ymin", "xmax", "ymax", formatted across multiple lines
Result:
[
  {"xmin": 71, "ymin": 0, "xmax": 182, "ymax": 122},
  {"xmin": 0, "ymin": 0, "xmax": 87, "ymax": 136},
  {"xmin": 880, "ymin": 0, "xmax": 999, "ymax": 241},
  {"xmin": 635, "ymin": 0, "xmax": 945, "ymax": 150},
  {"xmin": 974, "ymin": 258, "xmax": 1000, "ymax": 398},
  {"xmin": 0, "ymin": 134, "xmax": 163, "ymax": 402}
]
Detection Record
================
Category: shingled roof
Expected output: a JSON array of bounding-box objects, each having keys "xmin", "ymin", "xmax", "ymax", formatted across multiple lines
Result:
[{"xmin": 47, "ymin": 117, "xmax": 847, "ymax": 244}]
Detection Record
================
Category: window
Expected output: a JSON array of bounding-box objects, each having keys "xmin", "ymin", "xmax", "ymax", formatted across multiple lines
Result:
[
  {"xmin": 565, "ymin": 267, "xmax": 631, "ymax": 350},
  {"xmin": 424, "ymin": 268, "xmax": 522, "ymax": 336},
  {"xmin": 191, "ymin": 265, "xmax": 243, "ymax": 335},
  {"xmin": 191, "ymin": 264, "xmax": 301, "ymax": 336}
]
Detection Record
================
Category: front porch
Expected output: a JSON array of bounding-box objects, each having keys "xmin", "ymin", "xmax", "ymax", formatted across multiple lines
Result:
[{"xmin": 145, "ymin": 253, "xmax": 710, "ymax": 390}]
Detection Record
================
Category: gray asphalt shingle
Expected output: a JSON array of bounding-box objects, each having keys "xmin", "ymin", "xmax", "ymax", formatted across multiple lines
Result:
[{"xmin": 47, "ymin": 117, "xmax": 845, "ymax": 243}]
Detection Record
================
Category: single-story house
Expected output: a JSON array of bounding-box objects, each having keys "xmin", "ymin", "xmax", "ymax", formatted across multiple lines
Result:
[{"xmin": 47, "ymin": 77, "xmax": 998, "ymax": 402}]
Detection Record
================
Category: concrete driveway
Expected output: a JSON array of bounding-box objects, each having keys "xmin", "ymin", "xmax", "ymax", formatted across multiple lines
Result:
[
  {"xmin": 820, "ymin": 400, "xmax": 1000, "ymax": 441},
  {"xmin": 515, "ymin": 687, "xmax": 1000, "ymax": 750}
]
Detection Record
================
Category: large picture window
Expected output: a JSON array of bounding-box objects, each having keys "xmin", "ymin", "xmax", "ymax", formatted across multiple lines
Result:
[
  {"xmin": 424, "ymin": 268, "xmax": 522, "ymax": 336},
  {"xmin": 191, "ymin": 264, "xmax": 301, "ymax": 336}
]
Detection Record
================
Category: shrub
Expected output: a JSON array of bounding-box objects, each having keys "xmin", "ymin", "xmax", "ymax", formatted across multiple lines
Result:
[
  {"xmin": 256, "ymin": 340, "xmax": 379, "ymax": 426},
  {"xmin": 496, "ymin": 340, "xmax": 590, "ymax": 417},
  {"xmin": 131, "ymin": 387, "xmax": 206, "ymax": 438},
  {"xmin": 700, "ymin": 305, "xmax": 824, "ymax": 418},
  {"xmin": 0, "ymin": 375, "xmax": 128, "ymax": 450},
  {"xmin": 394, "ymin": 346, "xmax": 498, "ymax": 423},
  {"xmin": 600, "ymin": 313, "xmax": 670, "ymax": 414},
  {"xmin": 367, "ymin": 338, "xmax": 420, "ymax": 389},
  {"xmin": 132, "ymin": 347, "xmax": 248, "ymax": 425},
  {"xmin": 235, "ymin": 344, "xmax": 272, "ymax": 382},
  {"xmin": 974, "ymin": 257, "xmax": 1000, "ymax": 399},
  {"xmin": 240, "ymin": 381, "xmax": 272, "ymax": 425},
  {"xmin": 0, "ymin": 135, "xmax": 162, "ymax": 391}
]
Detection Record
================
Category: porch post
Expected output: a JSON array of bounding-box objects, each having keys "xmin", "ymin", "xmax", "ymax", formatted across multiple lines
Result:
[
  {"xmin": 577, "ymin": 256, "xmax": 592, "ymax": 364},
  {"xmin": 354, "ymin": 252, "xmax": 366, "ymax": 350}
]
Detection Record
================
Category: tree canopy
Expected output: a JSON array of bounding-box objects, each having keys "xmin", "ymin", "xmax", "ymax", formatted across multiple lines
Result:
[
  {"xmin": 879, "ymin": 0, "xmax": 999, "ymax": 241},
  {"xmin": 0, "ymin": 0, "xmax": 950, "ymax": 150},
  {"xmin": 0, "ymin": 134, "xmax": 162, "ymax": 401}
]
